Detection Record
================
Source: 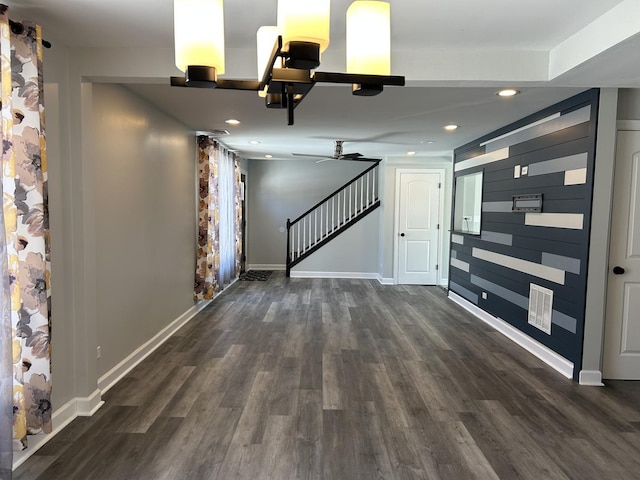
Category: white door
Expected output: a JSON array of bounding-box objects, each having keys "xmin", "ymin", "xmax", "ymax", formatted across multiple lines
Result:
[
  {"xmin": 603, "ymin": 130, "xmax": 640, "ymax": 379},
  {"xmin": 396, "ymin": 171, "xmax": 442, "ymax": 285}
]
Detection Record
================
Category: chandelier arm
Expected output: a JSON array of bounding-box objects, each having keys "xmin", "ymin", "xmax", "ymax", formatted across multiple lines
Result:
[
  {"xmin": 216, "ymin": 79, "xmax": 261, "ymax": 90},
  {"xmin": 313, "ymin": 71, "xmax": 405, "ymax": 87},
  {"xmin": 170, "ymin": 76, "xmax": 260, "ymax": 91},
  {"xmin": 286, "ymin": 84, "xmax": 295, "ymax": 125}
]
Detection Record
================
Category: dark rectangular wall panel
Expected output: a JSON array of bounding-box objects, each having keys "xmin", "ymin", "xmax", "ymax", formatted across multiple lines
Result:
[{"xmin": 449, "ymin": 89, "xmax": 599, "ymax": 380}]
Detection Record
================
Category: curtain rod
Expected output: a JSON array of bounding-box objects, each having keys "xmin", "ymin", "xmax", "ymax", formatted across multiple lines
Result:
[{"xmin": 9, "ymin": 19, "xmax": 52, "ymax": 49}]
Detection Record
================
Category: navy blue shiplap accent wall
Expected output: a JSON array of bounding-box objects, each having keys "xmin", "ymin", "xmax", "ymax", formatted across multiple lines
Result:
[{"xmin": 449, "ymin": 90, "xmax": 599, "ymax": 379}]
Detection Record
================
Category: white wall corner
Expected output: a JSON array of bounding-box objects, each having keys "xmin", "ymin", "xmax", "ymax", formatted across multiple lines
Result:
[
  {"xmin": 98, "ymin": 301, "xmax": 211, "ymax": 394},
  {"xmin": 448, "ymin": 291, "xmax": 574, "ymax": 379},
  {"xmin": 76, "ymin": 389, "xmax": 105, "ymax": 416},
  {"xmin": 12, "ymin": 393, "xmax": 104, "ymax": 471},
  {"xmin": 579, "ymin": 370, "xmax": 604, "ymax": 386},
  {"xmin": 377, "ymin": 275, "xmax": 395, "ymax": 285}
]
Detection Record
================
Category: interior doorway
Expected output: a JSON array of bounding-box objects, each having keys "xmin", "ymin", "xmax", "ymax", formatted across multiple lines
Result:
[{"xmin": 394, "ymin": 169, "xmax": 444, "ymax": 285}]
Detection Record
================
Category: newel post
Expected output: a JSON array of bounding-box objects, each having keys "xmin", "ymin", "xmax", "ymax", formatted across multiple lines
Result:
[{"xmin": 285, "ymin": 218, "xmax": 292, "ymax": 277}]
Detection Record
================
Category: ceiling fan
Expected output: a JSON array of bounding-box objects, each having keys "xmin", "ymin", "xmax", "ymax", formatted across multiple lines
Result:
[{"xmin": 292, "ymin": 140, "xmax": 380, "ymax": 163}]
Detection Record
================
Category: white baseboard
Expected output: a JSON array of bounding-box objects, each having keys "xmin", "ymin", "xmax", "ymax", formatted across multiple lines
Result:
[
  {"xmin": 76, "ymin": 388, "xmax": 104, "ymax": 416},
  {"xmin": 12, "ymin": 392, "xmax": 105, "ymax": 470},
  {"xmin": 448, "ymin": 291, "xmax": 574, "ymax": 379},
  {"xmin": 98, "ymin": 301, "xmax": 211, "ymax": 394},
  {"xmin": 579, "ymin": 370, "xmax": 604, "ymax": 386},
  {"xmin": 247, "ymin": 264, "xmax": 285, "ymax": 271},
  {"xmin": 13, "ymin": 302, "xmax": 212, "ymax": 471},
  {"xmin": 377, "ymin": 276, "xmax": 395, "ymax": 285},
  {"xmin": 291, "ymin": 271, "xmax": 378, "ymax": 279}
]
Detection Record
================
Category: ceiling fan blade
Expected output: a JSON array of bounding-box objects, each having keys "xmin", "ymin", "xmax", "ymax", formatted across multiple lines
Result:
[
  {"xmin": 350, "ymin": 157, "xmax": 381, "ymax": 162},
  {"xmin": 339, "ymin": 152, "xmax": 363, "ymax": 160},
  {"xmin": 317, "ymin": 156, "xmax": 380, "ymax": 164},
  {"xmin": 292, "ymin": 153, "xmax": 332, "ymax": 159}
]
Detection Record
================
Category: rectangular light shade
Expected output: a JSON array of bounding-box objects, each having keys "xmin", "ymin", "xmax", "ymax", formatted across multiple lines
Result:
[
  {"xmin": 257, "ymin": 26, "xmax": 279, "ymax": 80},
  {"xmin": 174, "ymin": 0, "xmax": 225, "ymax": 74},
  {"xmin": 277, "ymin": 0, "xmax": 330, "ymax": 52},
  {"xmin": 347, "ymin": 1, "xmax": 390, "ymax": 75}
]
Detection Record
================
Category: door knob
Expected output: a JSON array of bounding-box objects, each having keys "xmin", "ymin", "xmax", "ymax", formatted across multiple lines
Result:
[
  {"xmin": 613, "ymin": 266, "xmax": 625, "ymax": 275},
  {"xmin": 400, "ymin": 233, "xmax": 405, "ymax": 237}
]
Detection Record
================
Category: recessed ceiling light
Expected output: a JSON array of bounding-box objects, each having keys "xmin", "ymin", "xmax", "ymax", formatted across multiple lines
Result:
[
  {"xmin": 497, "ymin": 88, "xmax": 520, "ymax": 97},
  {"xmin": 249, "ymin": 140, "xmax": 261, "ymax": 145},
  {"xmin": 265, "ymin": 154, "xmax": 273, "ymax": 158},
  {"xmin": 407, "ymin": 151, "xmax": 417, "ymax": 156},
  {"xmin": 444, "ymin": 124, "xmax": 459, "ymax": 131},
  {"xmin": 420, "ymin": 140, "xmax": 435, "ymax": 144},
  {"xmin": 225, "ymin": 119, "xmax": 241, "ymax": 125}
]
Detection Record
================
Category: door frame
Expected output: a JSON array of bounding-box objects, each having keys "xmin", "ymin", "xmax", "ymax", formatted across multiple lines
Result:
[{"xmin": 393, "ymin": 168, "xmax": 446, "ymax": 285}]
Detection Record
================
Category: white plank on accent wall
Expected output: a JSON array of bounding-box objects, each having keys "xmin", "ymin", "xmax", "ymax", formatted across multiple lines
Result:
[
  {"xmin": 450, "ymin": 258, "xmax": 470, "ymax": 272},
  {"xmin": 525, "ymin": 213, "xmax": 584, "ymax": 230},
  {"xmin": 472, "ymin": 247, "xmax": 565, "ymax": 284},
  {"xmin": 454, "ymin": 147, "xmax": 510, "ymax": 172},
  {"xmin": 451, "ymin": 234, "xmax": 465, "ymax": 245},
  {"xmin": 564, "ymin": 168, "xmax": 587, "ymax": 185}
]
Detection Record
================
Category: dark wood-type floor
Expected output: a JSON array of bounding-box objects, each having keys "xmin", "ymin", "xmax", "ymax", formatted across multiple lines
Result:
[{"xmin": 14, "ymin": 273, "xmax": 640, "ymax": 479}]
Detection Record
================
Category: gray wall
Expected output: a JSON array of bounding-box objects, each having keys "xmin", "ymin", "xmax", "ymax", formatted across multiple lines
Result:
[
  {"xmin": 293, "ymin": 210, "xmax": 380, "ymax": 275},
  {"xmin": 43, "ymin": 39, "xmax": 75, "ymax": 410},
  {"xmin": 92, "ymin": 84, "xmax": 197, "ymax": 377},
  {"xmin": 246, "ymin": 159, "xmax": 371, "ymax": 267}
]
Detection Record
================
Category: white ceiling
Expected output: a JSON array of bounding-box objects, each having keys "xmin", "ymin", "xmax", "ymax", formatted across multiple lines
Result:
[{"xmin": 7, "ymin": 0, "xmax": 640, "ymax": 161}]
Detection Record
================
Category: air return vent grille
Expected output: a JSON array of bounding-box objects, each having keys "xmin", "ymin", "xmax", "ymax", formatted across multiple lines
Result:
[{"xmin": 528, "ymin": 283, "xmax": 553, "ymax": 334}]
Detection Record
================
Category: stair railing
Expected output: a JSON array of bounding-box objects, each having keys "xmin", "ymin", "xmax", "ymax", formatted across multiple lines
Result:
[{"xmin": 286, "ymin": 161, "xmax": 380, "ymax": 276}]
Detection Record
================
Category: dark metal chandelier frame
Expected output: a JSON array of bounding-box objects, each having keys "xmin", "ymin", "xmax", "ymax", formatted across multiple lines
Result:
[{"xmin": 170, "ymin": 36, "xmax": 405, "ymax": 125}]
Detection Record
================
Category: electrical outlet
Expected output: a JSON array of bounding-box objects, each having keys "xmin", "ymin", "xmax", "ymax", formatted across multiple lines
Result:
[
  {"xmin": 521, "ymin": 165, "xmax": 528, "ymax": 175},
  {"xmin": 482, "ymin": 292, "xmax": 488, "ymax": 300},
  {"xmin": 97, "ymin": 346, "xmax": 101, "ymax": 359}
]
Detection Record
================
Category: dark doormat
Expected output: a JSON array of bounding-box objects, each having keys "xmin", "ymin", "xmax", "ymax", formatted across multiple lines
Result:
[{"xmin": 239, "ymin": 270, "xmax": 273, "ymax": 281}]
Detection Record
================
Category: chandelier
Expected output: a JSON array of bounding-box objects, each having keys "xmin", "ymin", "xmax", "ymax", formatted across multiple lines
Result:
[{"xmin": 171, "ymin": 0, "xmax": 405, "ymax": 125}]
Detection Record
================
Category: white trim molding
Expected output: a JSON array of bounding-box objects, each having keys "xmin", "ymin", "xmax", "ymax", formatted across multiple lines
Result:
[
  {"xmin": 98, "ymin": 301, "xmax": 211, "ymax": 394},
  {"xmin": 448, "ymin": 291, "xmax": 574, "ymax": 379},
  {"xmin": 12, "ymin": 392, "xmax": 105, "ymax": 470},
  {"xmin": 76, "ymin": 388, "xmax": 105, "ymax": 416},
  {"xmin": 291, "ymin": 271, "xmax": 378, "ymax": 280},
  {"xmin": 377, "ymin": 275, "xmax": 395, "ymax": 285},
  {"xmin": 14, "ymin": 301, "xmax": 213, "ymax": 471},
  {"xmin": 579, "ymin": 370, "xmax": 604, "ymax": 386},
  {"xmin": 247, "ymin": 264, "xmax": 285, "ymax": 271}
]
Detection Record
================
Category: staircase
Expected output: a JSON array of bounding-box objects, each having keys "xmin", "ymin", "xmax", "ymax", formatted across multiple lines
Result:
[{"xmin": 286, "ymin": 161, "xmax": 381, "ymax": 277}]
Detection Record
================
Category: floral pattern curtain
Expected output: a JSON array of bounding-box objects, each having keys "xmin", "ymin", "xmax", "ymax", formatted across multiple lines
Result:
[
  {"xmin": 194, "ymin": 136, "xmax": 242, "ymax": 300},
  {"xmin": 0, "ymin": 4, "xmax": 52, "ymax": 458},
  {"xmin": 195, "ymin": 136, "xmax": 220, "ymax": 299}
]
